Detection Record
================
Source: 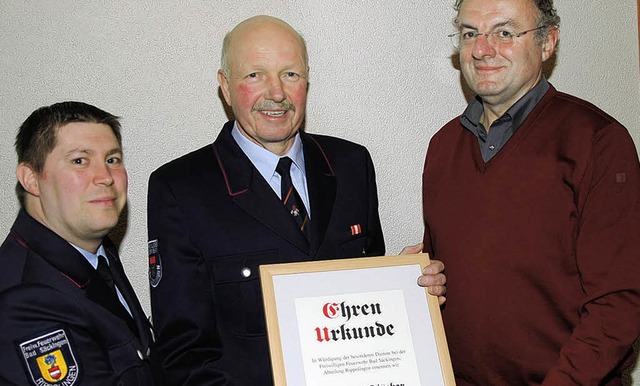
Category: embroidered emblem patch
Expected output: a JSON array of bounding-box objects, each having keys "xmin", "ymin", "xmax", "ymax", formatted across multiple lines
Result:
[
  {"xmin": 19, "ymin": 329, "xmax": 79, "ymax": 386},
  {"xmin": 350, "ymin": 224, "xmax": 362, "ymax": 236},
  {"xmin": 148, "ymin": 239, "xmax": 163, "ymax": 287}
]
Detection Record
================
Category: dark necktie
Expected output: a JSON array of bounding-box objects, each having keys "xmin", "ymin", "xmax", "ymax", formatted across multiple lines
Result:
[
  {"xmin": 96, "ymin": 255, "xmax": 136, "ymax": 330},
  {"xmin": 97, "ymin": 255, "xmax": 116, "ymax": 293},
  {"xmin": 276, "ymin": 157, "xmax": 310, "ymax": 238}
]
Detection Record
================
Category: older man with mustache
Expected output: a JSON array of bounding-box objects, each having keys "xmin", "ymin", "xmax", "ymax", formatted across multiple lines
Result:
[{"xmin": 147, "ymin": 15, "xmax": 446, "ymax": 386}]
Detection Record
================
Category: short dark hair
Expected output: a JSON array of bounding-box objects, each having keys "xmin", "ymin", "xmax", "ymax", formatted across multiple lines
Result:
[
  {"xmin": 453, "ymin": 0, "xmax": 561, "ymax": 44},
  {"xmin": 15, "ymin": 101, "xmax": 121, "ymax": 206}
]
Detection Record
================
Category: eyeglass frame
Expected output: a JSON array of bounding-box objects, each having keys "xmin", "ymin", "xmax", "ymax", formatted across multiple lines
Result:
[{"xmin": 447, "ymin": 25, "xmax": 549, "ymax": 49}]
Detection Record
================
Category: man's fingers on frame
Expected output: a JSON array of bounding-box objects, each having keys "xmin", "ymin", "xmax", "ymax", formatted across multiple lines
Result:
[
  {"xmin": 423, "ymin": 260, "xmax": 445, "ymax": 275},
  {"xmin": 417, "ymin": 273, "xmax": 447, "ymax": 288},
  {"xmin": 428, "ymin": 285, "xmax": 447, "ymax": 296}
]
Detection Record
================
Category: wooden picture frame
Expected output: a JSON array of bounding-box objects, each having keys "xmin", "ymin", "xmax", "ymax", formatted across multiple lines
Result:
[{"xmin": 260, "ymin": 254, "xmax": 454, "ymax": 386}]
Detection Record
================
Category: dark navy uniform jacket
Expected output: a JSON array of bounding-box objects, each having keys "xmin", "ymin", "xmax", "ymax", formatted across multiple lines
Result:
[
  {"xmin": 0, "ymin": 210, "xmax": 155, "ymax": 385},
  {"xmin": 148, "ymin": 121, "xmax": 385, "ymax": 385}
]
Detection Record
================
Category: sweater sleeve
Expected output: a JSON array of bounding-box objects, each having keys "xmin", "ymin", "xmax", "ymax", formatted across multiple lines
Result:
[
  {"xmin": 543, "ymin": 122, "xmax": 640, "ymax": 385},
  {"xmin": 421, "ymin": 132, "xmax": 441, "ymax": 256}
]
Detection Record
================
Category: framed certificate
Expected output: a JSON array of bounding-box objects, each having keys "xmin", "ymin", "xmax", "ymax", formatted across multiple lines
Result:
[{"xmin": 260, "ymin": 254, "xmax": 454, "ymax": 386}]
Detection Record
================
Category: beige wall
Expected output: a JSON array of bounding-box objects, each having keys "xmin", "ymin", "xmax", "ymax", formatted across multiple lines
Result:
[{"xmin": 1, "ymin": 0, "xmax": 639, "ymax": 381}]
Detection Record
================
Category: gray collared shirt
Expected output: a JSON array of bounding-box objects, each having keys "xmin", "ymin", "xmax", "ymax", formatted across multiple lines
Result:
[{"xmin": 460, "ymin": 77, "xmax": 550, "ymax": 162}]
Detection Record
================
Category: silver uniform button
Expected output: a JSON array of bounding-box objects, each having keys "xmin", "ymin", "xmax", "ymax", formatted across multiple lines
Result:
[
  {"xmin": 137, "ymin": 349, "xmax": 144, "ymax": 360},
  {"xmin": 241, "ymin": 267, "xmax": 251, "ymax": 278},
  {"xmin": 146, "ymin": 347, "xmax": 151, "ymax": 356}
]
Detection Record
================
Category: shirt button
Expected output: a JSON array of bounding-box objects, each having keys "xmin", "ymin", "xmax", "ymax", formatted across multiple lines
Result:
[
  {"xmin": 489, "ymin": 145, "xmax": 495, "ymax": 151},
  {"xmin": 241, "ymin": 267, "xmax": 251, "ymax": 278}
]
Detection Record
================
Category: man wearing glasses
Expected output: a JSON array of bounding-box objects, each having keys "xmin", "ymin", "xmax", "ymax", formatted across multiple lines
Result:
[{"xmin": 419, "ymin": 0, "xmax": 640, "ymax": 384}]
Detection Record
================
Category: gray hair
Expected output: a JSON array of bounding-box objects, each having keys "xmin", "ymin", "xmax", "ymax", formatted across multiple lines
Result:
[{"xmin": 453, "ymin": 0, "xmax": 560, "ymax": 44}]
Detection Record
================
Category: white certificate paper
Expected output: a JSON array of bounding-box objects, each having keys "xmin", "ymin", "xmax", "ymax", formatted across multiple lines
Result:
[
  {"xmin": 260, "ymin": 255, "xmax": 453, "ymax": 386},
  {"xmin": 295, "ymin": 290, "xmax": 421, "ymax": 386}
]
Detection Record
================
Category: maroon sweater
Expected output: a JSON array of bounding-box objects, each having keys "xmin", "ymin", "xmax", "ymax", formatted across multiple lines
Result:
[{"xmin": 422, "ymin": 85, "xmax": 640, "ymax": 385}]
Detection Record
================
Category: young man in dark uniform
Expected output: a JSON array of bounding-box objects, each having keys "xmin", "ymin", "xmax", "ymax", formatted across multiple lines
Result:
[{"xmin": 0, "ymin": 101, "xmax": 155, "ymax": 385}]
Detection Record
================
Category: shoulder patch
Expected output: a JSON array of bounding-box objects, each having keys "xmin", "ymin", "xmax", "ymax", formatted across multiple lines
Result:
[
  {"xmin": 148, "ymin": 239, "xmax": 163, "ymax": 288},
  {"xmin": 18, "ymin": 328, "xmax": 79, "ymax": 386}
]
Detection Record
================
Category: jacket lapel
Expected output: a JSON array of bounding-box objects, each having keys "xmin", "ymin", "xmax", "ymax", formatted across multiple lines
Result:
[
  {"xmin": 104, "ymin": 243, "xmax": 152, "ymax": 343},
  {"xmin": 85, "ymin": 268, "xmax": 138, "ymax": 333},
  {"xmin": 14, "ymin": 211, "xmax": 144, "ymax": 338},
  {"xmin": 300, "ymin": 133, "xmax": 337, "ymax": 253},
  {"xmin": 213, "ymin": 122, "xmax": 310, "ymax": 253}
]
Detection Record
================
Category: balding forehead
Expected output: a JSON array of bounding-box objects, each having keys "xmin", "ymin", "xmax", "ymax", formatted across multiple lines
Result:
[
  {"xmin": 228, "ymin": 16, "xmax": 303, "ymax": 48},
  {"xmin": 235, "ymin": 15, "xmax": 294, "ymax": 31},
  {"xmin": 222, "ymin": 15, "xmax": 309, "ymax": 74}
]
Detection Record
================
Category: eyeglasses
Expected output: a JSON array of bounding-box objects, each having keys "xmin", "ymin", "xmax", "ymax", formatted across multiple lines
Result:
[{"xmin": 448, "ymin": 25, "xmax": 548, "ymax": 49}]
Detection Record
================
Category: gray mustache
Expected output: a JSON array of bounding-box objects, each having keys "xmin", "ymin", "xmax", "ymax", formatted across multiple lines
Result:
[{"xmin": 252, "ymin": 101, "xmax": 296, "ymax": 112}]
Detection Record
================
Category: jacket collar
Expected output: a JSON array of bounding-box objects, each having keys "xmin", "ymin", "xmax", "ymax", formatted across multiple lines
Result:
[
  {"xmin": 11, "ymin": 209, "xmax": 100, "ymax": 288},
  {"xmin": 11, "ymin": 209, "xmax": 144, "ymax": 335},
  {"xmin": 212, "ymin": 121, "xmax": 337, "ymax": 254}
]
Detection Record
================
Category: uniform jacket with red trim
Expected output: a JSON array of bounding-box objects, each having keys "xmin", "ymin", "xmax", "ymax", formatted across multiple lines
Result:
[
  {"xmin": 0, "ymin": 209, "xmax": 155, "ymax": 386},
  {"xmin": 147, "ymin": 121, "xmax": 385, "ymax": 385}
]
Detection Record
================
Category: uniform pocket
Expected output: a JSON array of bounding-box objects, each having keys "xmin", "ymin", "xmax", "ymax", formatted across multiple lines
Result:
[
  {"xmin": 208, "ymin": 249, "xmax": 279, "ymax": 337},
  {"xmin": 107, "ymin": 335, "xmax": 150, "ymax": 382},
  {"xmin": 340, "ymin": 231, "xmax": 369, "ymax": 257}
]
